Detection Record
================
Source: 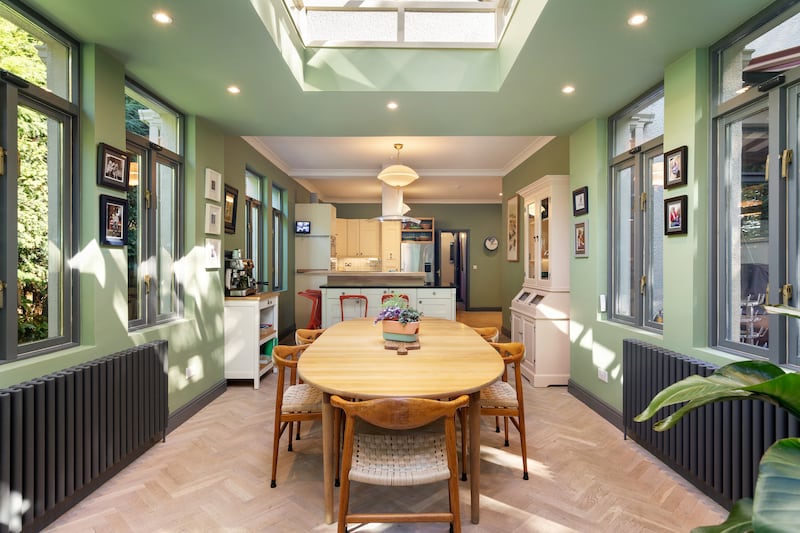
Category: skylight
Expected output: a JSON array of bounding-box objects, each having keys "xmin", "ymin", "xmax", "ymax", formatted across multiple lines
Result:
[{"xmin": 282, "ymin": 0, "xmax": 518, "ymax": 49}]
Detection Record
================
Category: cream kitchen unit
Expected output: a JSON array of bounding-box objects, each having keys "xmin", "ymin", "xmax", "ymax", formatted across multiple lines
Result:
[
  {"xmin": 223, "ymin": 292, "xmax": 279, "ymax": 389},
  {"xmin": 321, "ymin": 286, "xmax": 455, "ymax": 327},
  {"xmin": 335, "ymin": 218, "xmax": 380, "ymax": 257}
]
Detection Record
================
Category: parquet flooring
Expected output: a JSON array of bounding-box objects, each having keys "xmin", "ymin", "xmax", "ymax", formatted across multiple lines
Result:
[{"xmin": 45, "ymin": 315, "xmax": 727, "ymax": 532}]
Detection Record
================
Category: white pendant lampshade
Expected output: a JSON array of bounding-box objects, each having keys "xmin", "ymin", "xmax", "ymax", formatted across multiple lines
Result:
[{"xmin": 377, "ymin": 144, "xmax": 419, "ymax": 187}]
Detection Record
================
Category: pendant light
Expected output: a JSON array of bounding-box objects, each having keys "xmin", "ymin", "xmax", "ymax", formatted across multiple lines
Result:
[{"xmin": 377, "ymin": 144, "xmax": 419, "ymax": 188}]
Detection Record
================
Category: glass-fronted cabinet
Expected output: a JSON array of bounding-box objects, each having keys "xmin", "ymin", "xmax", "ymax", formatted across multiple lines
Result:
[{"xmin": 519, "ymin": 175, "xmax": 570, "ymax": 291}]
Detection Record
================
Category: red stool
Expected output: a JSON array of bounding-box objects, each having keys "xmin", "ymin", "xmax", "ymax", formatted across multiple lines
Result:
[{"xmin": 298, "ymin": 289, "xmax": 322, "ymax": 329}]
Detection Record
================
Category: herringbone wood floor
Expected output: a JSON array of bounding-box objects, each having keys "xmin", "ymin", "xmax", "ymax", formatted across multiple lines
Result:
[{"xmin": 45, "ymin": 316, "xmax": 726, "ymax": 532}]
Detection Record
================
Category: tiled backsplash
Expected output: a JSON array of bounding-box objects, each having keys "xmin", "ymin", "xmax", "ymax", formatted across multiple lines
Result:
[{"xmin": 332, "ymin": 257, "xmax": 381, "ymax": 272}]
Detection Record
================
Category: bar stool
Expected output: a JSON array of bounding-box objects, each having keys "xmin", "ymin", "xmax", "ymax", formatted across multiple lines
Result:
[
  {"xmin": 298, "ymin": 289, "xmax": 322, "ymax": 329},
  {"xmin": 340, "ymin": 294, "xmax": 368, "ymax": 321}
]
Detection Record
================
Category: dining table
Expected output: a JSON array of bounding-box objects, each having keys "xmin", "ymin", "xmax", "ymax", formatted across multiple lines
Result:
[{"xmin": 296, "ymin": 317, "xmax": 505, "ymax": 525}]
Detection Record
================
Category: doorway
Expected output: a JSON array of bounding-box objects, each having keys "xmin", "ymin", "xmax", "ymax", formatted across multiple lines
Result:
[{"xmin": 436, "ymin": 230, "xmax": 469, "ymax": 309}]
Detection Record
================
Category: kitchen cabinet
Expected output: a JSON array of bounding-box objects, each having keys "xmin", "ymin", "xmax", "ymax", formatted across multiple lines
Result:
[
  {"xmin": 337, "ymin": 219, "xmax": 381, "ymax": 257},
  {"xmin": 224, "ymin": 292, "xmax": 279, "ymax": 389},
  {"xmin": 381, "ymin": 221, "xmax": 401, "ymax": 271},
  {"xmin": 510, "ymin": 294, "xmax": 570, "ymax": 387},
  {"xmin": 415, "ymin": 288, "xmax": 455, "ymax": 320},
  {"xmin": 401, "ymin": 217, "xmax": 434, "ymax": 242},
  {"xmin": 321, "ymin": 287, "xmax": 424, "ymax": 327},
  {"xmin": 520, "ymin": 175, "xmax": 570, "ymax": 291}
]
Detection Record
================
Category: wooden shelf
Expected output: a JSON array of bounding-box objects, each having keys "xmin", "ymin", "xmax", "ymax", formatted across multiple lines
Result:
[{"xmin": 401, "ymin": 217, "xmax": 434, "ymax": 242}]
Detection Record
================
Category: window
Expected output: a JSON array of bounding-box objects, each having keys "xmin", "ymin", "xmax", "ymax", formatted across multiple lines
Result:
[
  {"xmin": 712, "ymin": 2, "xmax": 800, "ymax": 364},
  {"xmin": 125, "ymin": 82, "xmax": 183, "ymax": 328},
  {"xmin": 608, "ymin": 87, "xmax": 665, "ymax": 331},
  {"xmin": 245, "ymin": 169, "xmax": 264, "ymax": 282},
  {"xmin": 271, "ymin": 185, "xmax": 286, "ymax": 291},
  {"xmin": 0, "ymin": 1, "xmax": 78, "ymax": 360}
]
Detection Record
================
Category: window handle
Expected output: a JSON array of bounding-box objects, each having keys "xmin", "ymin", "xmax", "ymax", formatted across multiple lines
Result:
[
  {"xmin": 0, "ymin": 146, "xmax": 5, "ymax": 176},
  {"xmin": 782, "ymin": 283, "xmax": 793, "ymax": 306},
  {"xmin": 640, "ymin": 192, "xmax": 647, "ymax": 211},
  {"xmin": 0, "ymin": 280, "xmax": 6, "ymax": 309},
  {"xmin": 765, "ymin": 154, "xmax": 770, "ymax": 182},
  {"xmin": 782, "ymin": 149, "xmax": 793, "ymax": 179},
  {"xmin": 144, "ymin": 275, "xmax": 152, "ymax": 294},
  {"xmin": 640, "ymin": 275, "xmax": 647, "ymax": 295}
]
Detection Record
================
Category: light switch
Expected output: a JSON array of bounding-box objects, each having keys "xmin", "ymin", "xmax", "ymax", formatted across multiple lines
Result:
[
  {"xmin": 599, "ymin": 294, "xmax": 607, "ymax": 312},
  {"xmin": 472, "ymin": 265, "xmax": 478, "ymax": 270}
]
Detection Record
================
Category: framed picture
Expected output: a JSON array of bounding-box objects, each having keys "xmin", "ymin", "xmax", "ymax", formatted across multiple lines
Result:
[
  {"xmin": 572, "ymin": 186, "xmax": 589, "ymax": 216},
  {"xmin": 224, "ymin": 184, "xmax": 238, "ymax": 234},
  {"xmin": 204, "ymin": 168, "xmax": 222, "ymax": 202},
  {"xmin": 664, "ymin": 195, "xmax": 688, "ymax": 235},
  {"xmin": 507, "ymin": 195, "xmax": 519, "ymax": 262},
  {"xmin": 205, "ymin": 238, "xmax": 222, "ymax": 269},
  {"xmin": 97, "ymin": 143, "xmax": 129, "ymax": 191},
  {"xmin": 99, "ymin": 194, "xmax": 128, "ymax": 246},
  {"xmin": 574, "ymin": 221, "xmax": 588, "ymax": 258},
  {"xmin": 205, "ymin": 203, "xmax": 222, "ymax": 235},
  {"xmin": 664, "ymin": 145, "xmax": 688, "ymax": 189}
]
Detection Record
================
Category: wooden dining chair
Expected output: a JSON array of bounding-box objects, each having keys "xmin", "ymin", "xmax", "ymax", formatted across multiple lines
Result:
[
  {"xmin": 460, "ymin": 342, "xmax": 528, "ymax": 481},
  {"xmin": 331, "ymin": 394, "xmax": 469, "ymax": 533},
  {"xmin": 381, "ymin": 293, "xmax": 409, "ymax": 304},
  {"xmin": 271, "ymin": 344, "xmax": 322, "ymax": 488},
  {"xmin": 339, "ymin": 294, "xmax": 368, "ymax": 321},
  {"xmin": 294, "ymin": 328, "xmax": 326, "ymax": 345},
  {"xmin": 471, "ymin": 326, "xmax": 499, "ymax": 342}
]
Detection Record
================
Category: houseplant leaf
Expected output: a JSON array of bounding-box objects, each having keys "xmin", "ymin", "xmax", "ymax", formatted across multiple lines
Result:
[
  {"xmin": 751, "ymin": 438, "xmax": 800, "ymax": 533},
  {"xmin": 691, "ymin": 498, "xmax": 752, "ymax": 533}
]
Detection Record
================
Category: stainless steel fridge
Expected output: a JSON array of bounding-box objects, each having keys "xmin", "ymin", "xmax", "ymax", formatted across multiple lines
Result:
[{"xmin": 401, "ymin": 242, "xmax": 435, "ymax": 285}]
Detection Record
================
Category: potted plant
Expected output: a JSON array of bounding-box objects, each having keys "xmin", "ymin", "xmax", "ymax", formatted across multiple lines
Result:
[
  {"xmin": 375, "ymin": 294, "xmax": 422, "ymax": 342},
  {"xmin": 635, "ymin": 303, "xmax": 800, "ymax": 532}
]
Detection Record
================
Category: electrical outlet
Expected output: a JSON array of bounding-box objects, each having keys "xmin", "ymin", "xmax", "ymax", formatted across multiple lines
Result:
[
  {"xmin": 185, "ymin": 366, "xmax": 194, "ymax": 380},
  {"xmin": 597, "ymin": 368, "xmax": 608, "ymax": 383}
]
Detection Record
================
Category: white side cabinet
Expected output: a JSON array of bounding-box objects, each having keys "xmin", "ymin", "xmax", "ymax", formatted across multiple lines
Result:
[
  {"xmin": 224, "ymin": 292, "xmax": 279, "ymax": 389},
  {"xmin": 416, "ymin": 288, "xmax": 456, "ymax": 320}
]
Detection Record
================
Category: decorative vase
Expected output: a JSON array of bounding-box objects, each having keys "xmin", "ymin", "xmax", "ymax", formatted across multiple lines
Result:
[{"xmin": 382, "ymin": 320, "xmax": 420, "ymax": 342}]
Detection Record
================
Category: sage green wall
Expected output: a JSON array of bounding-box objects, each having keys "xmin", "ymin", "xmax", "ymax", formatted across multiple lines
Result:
[
  {"xmin": 568, "ymin": 48, "xmax": 741, "ymax": 413},
  {"xmin": 222, "ymin": 137, "xmax": 314, "ymax": 334},
  {"xmin": 501, "ymin": 137, "xmax": 571, "ymax": 331},
  {"xmin": 333, "ymin": 203, "xmax": 502, "ymax": 309}
]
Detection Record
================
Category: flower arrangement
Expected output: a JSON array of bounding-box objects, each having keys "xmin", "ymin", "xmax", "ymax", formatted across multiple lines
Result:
[{"xmin": 374, "ymin": 294, "xmax": 422, "ymax": 325}]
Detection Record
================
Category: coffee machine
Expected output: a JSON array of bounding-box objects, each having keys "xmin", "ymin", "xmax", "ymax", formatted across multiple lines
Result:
[{"xmin": 224, "ymin": 249, "xmax": 256, "ymax": 296}]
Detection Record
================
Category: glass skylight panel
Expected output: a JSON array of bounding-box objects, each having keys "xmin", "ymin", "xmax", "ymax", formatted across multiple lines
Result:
[
  {"xmin": 405, "ymin": 11, "xmax": 494, "ymax": 43},
  {"xmin": 307, "ymin": 10, "xmax": 397, "ymax": 42}
]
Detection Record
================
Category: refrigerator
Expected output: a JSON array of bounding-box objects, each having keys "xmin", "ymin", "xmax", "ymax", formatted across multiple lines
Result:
[
  {"xmin": 401, "ymin": 242, "xmax": 435, "ymax": 286},
  {"xmin": 294, "ymin": 204, "xmax": 335, "ymax": 327}
]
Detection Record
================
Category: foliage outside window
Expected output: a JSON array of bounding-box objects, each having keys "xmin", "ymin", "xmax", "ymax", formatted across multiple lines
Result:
[
  {"xmin": 272, "ymin": 184, "xmax": 286, "ymax": 291},
  {"xmin": 1, "ymin": 1, "xmax": 78, "ymax": 360}
]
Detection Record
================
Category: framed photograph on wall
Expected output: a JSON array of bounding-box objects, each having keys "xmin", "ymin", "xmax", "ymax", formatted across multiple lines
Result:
[
  {"xmin": 664, "ymin": 145, "xmax": 687, "ymax": 189},
  {"xmin": 205, "ymin": 203, "xmax": 222, "ymax": 235},
  {"xmin": 507, "ymin": 195, "xmax": 519, "ymax": 262},
  {"xmin": 97, "ymin": 143, "xmax": 129, "ymax": 191},
  {"xmin": 99, "ymin": 194, "xmax": 128, "ymax": 246},
  {"xmin": 224, "ymin": 184, "xmax": 238, "ymax": 234},
  {"xmin": 664, "ymin": 195, "xmax": 688, "ymax": 235},
  {"xmin": 204, "ymin": 168, "xmax": 222, "ymax": 202},
  {"xmin": 574, "ymin": 221, "xmax": 588, "ymax": 258},
  {"xmin": 572, "ymin": 186, "xmax": 589, "ymax": 216},
  {"xmin": 205, "ymin": 238, "xmax": 222, "ymax": 269}
]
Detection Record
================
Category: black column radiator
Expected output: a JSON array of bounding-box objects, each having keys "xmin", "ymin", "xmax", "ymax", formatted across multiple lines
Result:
[
  {"xmin": 0, "ymin": 340, "xmax": 168, "ymax": 533},
  {"xmin": 622, "ymin": 339, "xmax": 800, "ymax": 509}
]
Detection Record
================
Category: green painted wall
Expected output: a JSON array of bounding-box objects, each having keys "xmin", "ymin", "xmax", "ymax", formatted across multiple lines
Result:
[
  {"xmin": 567, "ymin": 48, "xmax": 741, "ymax": 412},
  {"xmin": 333, "ymin": 203, "xmax": 502, "ymax": 309},
  {"xmin": 501, "ymin": 137, "xmax": 571, "ymax": 331}
]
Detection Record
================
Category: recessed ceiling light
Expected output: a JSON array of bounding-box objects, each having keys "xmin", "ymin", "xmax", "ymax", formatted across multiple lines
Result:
[
  {"xmin": 387, "ymin": 101, "xmax": 398, "ymax": 110},
  {"xmin": 153, "ymin": 11, "xmax": 173, "ymax": 24},
  {"xmin": 227, "ymin": 85, "xmax": 241, "ymax": 94},
  {"xmin": 628, "ymin": 13, "xmax": 647, "ymax": 26},
  {"xmin": 562, "ymin": 85, "xmax": 575, "ymax": 94}
]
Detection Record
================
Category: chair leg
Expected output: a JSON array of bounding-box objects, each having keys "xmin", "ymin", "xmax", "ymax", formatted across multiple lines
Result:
[
  {"xmin": 271, "ymin": 413, "xmax": 282, "ymax": 488},
  {"xmin": 295, "ymin": 421, "xmax": 302, "ymax": 441},
  {"xmin": 458, "ymin": 408, "xmax": 467, "ymax": 481},
  {"xmin": 495, "ymin": 415, "xmax": 500, "ymax": 433},
  {"xmin": 287, "ymin": 421, "xmax": 294, "ymax": 451},
  {"xmin": 517, "ymin": 411, "xmax": 529, "ymax": 481},
  {"xmin": 504, "ymin": 416, "xmax": 510, "ymax": 447},
  {"xmin": 334, "ymin": 409, "xmax": 342, "ymax": 487}
]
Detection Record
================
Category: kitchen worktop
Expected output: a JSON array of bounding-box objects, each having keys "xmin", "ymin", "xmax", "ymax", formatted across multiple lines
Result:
[{"xmin": 322, "ymin": 271, "xmax": 427, "ymax": 286}]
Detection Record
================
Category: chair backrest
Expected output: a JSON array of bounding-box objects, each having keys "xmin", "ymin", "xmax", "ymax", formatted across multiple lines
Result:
[
  {"xmin": 331, "ymin": 395, "xmax": 469, "ymax": 431},
  {"xmin": 339, "ymin": 294, "xmax": 368, "ymax": 320},
  {"xmin": 488, "ymin": 342, "xmax": 525, "ymax": 387},
  {"xmin": 272, "ymin": 344, "xmax": 308, "ymax": 389},
  {"xmin": 381, "ymin": 293, "xmax": 410, "ymax": 304},
  {"xmin": 295, "ymin": 328, "xmax": 326, "ymax": 345},
  {"xmin": 472, "ymin": 326, "xmax": 499, "ymax": 342}
]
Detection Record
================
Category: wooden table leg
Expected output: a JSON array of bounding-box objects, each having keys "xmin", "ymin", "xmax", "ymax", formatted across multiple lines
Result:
[
  {"xmin": 322, "ymin": 392, "xmax": 334, "ymax": 524},
  {"xmin": 468, "ymin": 390, "xmax": 480, "ymax": 524}
]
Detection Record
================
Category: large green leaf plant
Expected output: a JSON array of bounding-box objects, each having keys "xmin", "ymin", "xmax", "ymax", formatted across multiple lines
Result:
[{"xmin": 635, "ymin": 305, "xmax": 800, "ymax": 533}]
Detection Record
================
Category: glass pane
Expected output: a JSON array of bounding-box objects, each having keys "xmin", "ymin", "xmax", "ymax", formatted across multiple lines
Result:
[
  {"xmin": 722, "ymin": 108, "xmax": 769, "ymax": 347},
  {"xmin": 613, "ymin": 165, "xmax": 636, "ymax": 318},
  {"xmin": 306, "ymin": 10, "xmax": 397, "ymax": 42},
  {"xmin": 250, "ymin": 204, "xmax": 261, "ymax": 281},
  {"xmin": 156, "ymin": 161, "xmax": 177, "ymax": 316},
  {"xmin": 405, "ymin": 12, "xmax": 494, "ymax": 43},
  {"xmin": 526, "ymin": 200, "xmax": 536, "ymax": 280},
  {"xmin": 0, "ymin": 4, "xmax": 71, "ymax": 100},
  {"xmin": 125, "ymin": 85, "xmax": 181, "ymax": 154},
  {"xmin": 540, "ymin": 198, "xmax": 549, "ymax": 280},
  {"xmin": 612, "ymin": 94, "xmax": 664, "ymax": 157},
  {"xmin": 646, "ymin": 153, "xmax": 664, "ymax": 325},
  {"xmin": 17, "ymin": 105, "xmax": 63, "ymax": 344},
  {"xmin": 126, "ymin": 151, "xmax": 144, "ymax": 322}
]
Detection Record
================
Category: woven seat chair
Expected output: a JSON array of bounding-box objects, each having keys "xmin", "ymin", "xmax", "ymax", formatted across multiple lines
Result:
[
  {"xmin": 381, "ymin": 293, "xmax": 409, "ymax": 304},
  {"xmin": 271, "ymin": 344, "xmax": 322, "ymax": 488},
  {"xmin": 331, "ymin": 394, "xmax": 469, "ymax": 533},
  {"xmin": 460, "ymin": 342, "xmax": 528, "ymax": 481},
  {"xmin": 471, "ymin": 326, "xmax": 499, "ymax": 342},
  {"xmin": 294, "ymin": 328, "xmax": 326, "ymax": 345}
]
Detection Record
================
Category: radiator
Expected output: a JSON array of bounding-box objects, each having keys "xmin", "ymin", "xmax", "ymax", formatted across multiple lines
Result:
[
  {"xmin": 622, "ymin": 339, "xmax": 800, "ymax": 508},
  {"xmin": 0, "ymin": 340, "xmax": 168, "ymax": 533}
]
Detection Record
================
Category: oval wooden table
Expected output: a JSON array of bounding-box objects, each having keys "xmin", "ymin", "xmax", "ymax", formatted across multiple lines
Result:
[{"xmin": 297, "ymin": 317, "xmax": 504, "ymax": 525}]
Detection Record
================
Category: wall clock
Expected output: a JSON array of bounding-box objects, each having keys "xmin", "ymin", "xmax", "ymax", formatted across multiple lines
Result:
[{"xmin": 483, "ymin": 236, "xmax": 499, "ymax": 251}]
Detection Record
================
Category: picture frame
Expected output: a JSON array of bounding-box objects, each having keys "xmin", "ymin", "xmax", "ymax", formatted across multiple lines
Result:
[
  {"xmin": 205, "ymin": 238, "xmax": 222, "ymax": 269},
  {"xmin": 97, "ymin": 143, "xmax": 129, "ymax": 191},
  {"xmin": 506, "ymin": 195, "xmax": 519, "ymax": 262},
  {"xmin": 204, "ymin": 168, "xmax": 222, "ymax": 202},
  {"xmin": 224, "ymin": 184, "xmax": 239, "ymax": 234},
  {"xmin": 205, "ymin": 203, "xmax": 222, "ymax": 235},
  {"xmin": 664, "ymin": 195, "xmax": 688, "ymax": 235},
  {"xmin": 99, "ymin": 194, "xmax": 128, "ymax": 246},
  {"xmin": 664, "ymin": 145, "xmax": 688, "ymax": 189},
  {"xmin": 572, "ymin": 186, "xmax": 589, "ymax": 216},
  {"xmin": 574, "ymin": 221, "xmax": 588, "ymax": 258}
]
